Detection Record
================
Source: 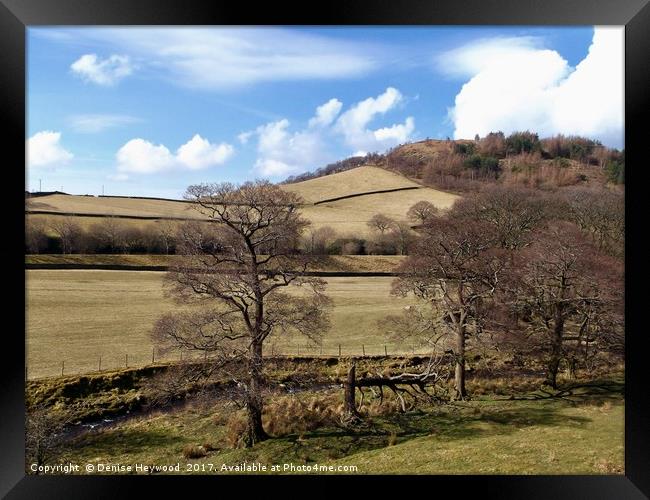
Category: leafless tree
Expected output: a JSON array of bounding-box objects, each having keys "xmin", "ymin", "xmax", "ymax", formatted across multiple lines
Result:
[
  {"xmin": 387, "ymin": 222, "xmax": 415, "ymax": 255},
  {"xmin": 392, "ymin": 217, "xmax": 506, "ymax": 398},
  {"xmin": 25, "ymin": 405, "xmax": 72, "ymax": 472},
  {"xmin": 407, "ymin": 201, "xmax": 439, "ymax": 225},
  {"xmin": 496, "ymin": 223, "xmax": 624, "ymax": 388},
  {"xmin": 560, "ymin": 187, "xmax": 624, "ymax": 257},
  {"xmin": 49, "ymin": 217, "xmax": 83, "ymax": 254},
  {"xmin": 25, "ymin": 219, "xmax": 48, "ymax": 253},
  {"xmin": 152, "ymin": 181, "xmax": 331, "ymax": 446},
  {"xmin": 367, "ymin": 213, "xmax": 395, "ymax": 235},
  {"xmin": 156, "ymin": 220, "xmax": 178, "ymax": 255},
  {"xmin": 304, "ymin": 225, "xmax": 337, "ymax": 254},
  {"xmin": 450, "ymin": 186, "xmax": 548, "ymax": 250},
  {"xmin": 91, "ymin": 216, "xmax": 125, "ymax": 253}
]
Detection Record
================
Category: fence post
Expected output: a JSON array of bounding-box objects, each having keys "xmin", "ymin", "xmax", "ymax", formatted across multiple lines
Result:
[
  {"xmin": 125, "ymin": 354, "xmax": 128, "ymax": 368},
  {"xmin": 61, "ymin": 361, "xmax": 64, "ymax": 377},
  {"xmin": 362, "ymin": 344, "xmax": 365, "ymax": 356},
  {"xmin": 99, "ymin": 356, "xmax": 102, "ymax": 372},
  {"xmin": 152, "ymin": 348, "xmax": 155, "ymax": 364},
  {"xmin": 384, "ymin": 345, "xmax": 388, "ymax": 356},
  {"xmin": 338, "ymin": 344, "xmax": 341, "ymax": 357}
]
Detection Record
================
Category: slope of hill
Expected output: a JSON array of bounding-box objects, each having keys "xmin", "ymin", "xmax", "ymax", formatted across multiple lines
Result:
[
  {"xmin": 26, "ymin": 167, "xmax": 461, "ymax": 238},
  {"xmin": 281, "ymin": 165, "xmax": 422, "ymax": 204}
]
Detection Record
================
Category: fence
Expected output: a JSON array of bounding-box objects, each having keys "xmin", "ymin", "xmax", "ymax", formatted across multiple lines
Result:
[{"xmin": 26, "ymin": 342, "xmax": 432, "ymax": 380}]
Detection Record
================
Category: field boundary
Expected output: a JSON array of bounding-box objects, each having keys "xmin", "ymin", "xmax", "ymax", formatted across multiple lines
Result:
[
  {"xmin": 25, "ymin": 210, "xmax": 199, "ymax": 221},
  {"xmin": 25, "ymin": 263, "xmax": 401, "ymax": 276},
  {"xmin": 313, "ymin": 186, "xmax": 421, "ymax": 205}
]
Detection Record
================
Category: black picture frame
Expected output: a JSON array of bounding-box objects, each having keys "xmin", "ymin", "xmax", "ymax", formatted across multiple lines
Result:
[{"xmin": 2, "ymin": 0, "xmax": 648, "ymax": 497}]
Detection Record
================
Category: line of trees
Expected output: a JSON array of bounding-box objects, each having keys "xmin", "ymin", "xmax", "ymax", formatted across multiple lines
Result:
[
  {"xmin": 387, "ymin": 185, "xmax": 624, "ymax": 398},
  {"xmin": 25, "ymin": 217, "xmax": 180, "ymax": 255}
]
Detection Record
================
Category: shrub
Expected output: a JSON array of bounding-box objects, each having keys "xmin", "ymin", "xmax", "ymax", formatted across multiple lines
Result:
[
  {"xmin": 505, "ymin": 131, "xmax": 541, "ymax": 155},
  {"xmin": 262, "ymin": 393, "xmax": 341, "ymax": 436},
  {"xmin": 182, "ymin": 444, "xmax": 207, "ymax": 459},
  {"xmin": 605, "ymin": 160, "xmax": 624, "ymax": 184}
]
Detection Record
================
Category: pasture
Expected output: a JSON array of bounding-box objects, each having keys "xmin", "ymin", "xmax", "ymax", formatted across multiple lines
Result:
[
  {"xmin": 26, "ymin": 270, "xmax": 418, "ymax": 379},
  {"xmin": 26, "ymin": 165, "xmax": 460, "ymax": 238},
  {"xmin": 55, "ymin": 384, "xmax": 624, "ymax": 475}
]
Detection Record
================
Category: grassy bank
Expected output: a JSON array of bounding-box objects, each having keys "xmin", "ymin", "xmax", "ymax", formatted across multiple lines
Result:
[{"xmin": 51, "ymin": 381, "xmax": 624, "ymax": 475}]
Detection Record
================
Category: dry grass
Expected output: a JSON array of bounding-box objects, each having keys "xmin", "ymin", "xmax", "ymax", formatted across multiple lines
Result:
[
  {"xmin": 26, "ymin": 166, "xmax": 460, "ymax": 238},
  {"xmin": 26, "ymin": 271, "xmax": 420, "ymax": 378},
  {"xmin": 281, "ymin": 166, "xmax": 422, "ymax": 203},
  {"xmin": 26, "ymin": 194, "xmax": 200, "ymax": 219},
  {"xmin": 25, "ymin": 254, "xmax": 405, "ymax": 272}
]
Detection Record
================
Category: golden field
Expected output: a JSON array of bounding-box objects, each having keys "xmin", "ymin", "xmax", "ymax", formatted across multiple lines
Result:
[
  {"xmin": 26, "ymin": 166, "xmax": 460, "ymax": 238},
  {"xmin": 26, "ymin": 270, "xmax": 419, "ymax": 379}
]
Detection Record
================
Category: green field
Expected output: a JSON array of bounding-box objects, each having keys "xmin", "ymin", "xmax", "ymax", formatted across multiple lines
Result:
[
  {"xmin": 26, "ymin": 270, "xmax": 418, "ymax": 379},
  {"xmin": 54, "ymin": 384, "xmax": 624, "ymax": 475}
]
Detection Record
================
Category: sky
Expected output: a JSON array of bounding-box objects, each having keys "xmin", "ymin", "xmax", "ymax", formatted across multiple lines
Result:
[{"xmin": 26, "ymin": 26, "xmax": 624, "ymax": 198}]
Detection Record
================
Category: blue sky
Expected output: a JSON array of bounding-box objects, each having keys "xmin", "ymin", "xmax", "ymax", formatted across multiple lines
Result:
[{"xmin": 26, "ymin": 26, "xmax": 623, "ymax": 198}]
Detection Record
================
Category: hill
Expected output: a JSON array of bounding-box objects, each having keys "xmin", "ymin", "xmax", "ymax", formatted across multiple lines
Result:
[
  {"xmin": 284, "ymin": 136, "xmax": 623, "ymax": 193},
  {"xmin": 26, "ymin": 167, "xmax": 460, "ymax": 238}
]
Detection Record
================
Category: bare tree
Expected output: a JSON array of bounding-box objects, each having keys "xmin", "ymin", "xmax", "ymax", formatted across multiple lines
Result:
[
  {"xmin": 152, "ymin": 181, "xmax": 331, "ymax": 446},
  {"xmin": 387, "ymin": 222, "xmax": 415, "ymax": 255},
  {"xmin": 406, "ymin": 201, "xmax": 438, "ymax": 225},
  {"xmin": 49, "ymin": 217, "xmax": 83, "ymax": 254},
  {"xmin": 304, "ymin": 225, "xmax": 337, "ymax": 254},
  {"xmin": 367, "ymin": 214, "xmax": 395, "ymax": 235},
  {"xmin": 25, "ymin": 219, "xmax": 48, "ymax": 254},
  {"xmin": 497, "ymin": 223, "xmax": 623, "ymax": 388},
  {"xmin": 156, "ymin": 220, "xmax": 178, "ymax": 255},
  {"xmin": 26, "ymin": 405, "xmax": 72, "ymax": 472},
  {"xmin": 560, "ymin": 187, "xmax": 624, "ymax": 257},
  {"xmin": 91, "ymin": 216, "xmax": 125, "ymax": 253},
  {"xmin": 450, "ymin": 186, "xmax": 548, "ymax": 250},
  {"xmin": 392, "ymin": 217, "xmax": 505, "ymax": 399}
]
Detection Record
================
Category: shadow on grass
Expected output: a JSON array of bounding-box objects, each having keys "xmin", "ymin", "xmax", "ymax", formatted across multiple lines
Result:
[
  {"xmin": 283, "ymin": 383, "xmax": 623, "ymax": 461},
  {"xmin": 72, "ymin": 427, "xmax": 186, "ymax": 455}
]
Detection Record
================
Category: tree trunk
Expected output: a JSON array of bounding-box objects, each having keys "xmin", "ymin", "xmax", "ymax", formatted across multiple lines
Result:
[
  {"xmin": 454, "ymin": 324, "xmax": 467, "ymax": 399},
  {"xmin": 344, "ymin": 363, "xmax": 360, "ymax": 417},
  {"xmin": 546, "ymin": 310, "xmax": 565, "ymax": 390},
  {"xmin": 245, "ymin": 340, "xmax": 268, "ymax": 446}
]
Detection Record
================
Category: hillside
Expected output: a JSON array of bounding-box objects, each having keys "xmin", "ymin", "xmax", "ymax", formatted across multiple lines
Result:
[
  {"xmin": 26, "ymin": 167, "xmax": 460, "ymax": 238},
  {"xmin": 281, "ymin": 165, "xmax": 422, "ymax": 204},
  {"xmin": 284, "ymin": 137, "xmax": 621, "ymax": 193}
]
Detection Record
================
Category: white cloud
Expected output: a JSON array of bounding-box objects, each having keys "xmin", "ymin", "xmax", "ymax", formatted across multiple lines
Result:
[
  {"xmin": 116, "ymin": 134, "xmax": 233, "ymax": 174},
  {"xmin": 443, "ymin": 27, "xmax": 624, "ymax": 148},
  {"xmin": 308, "ymin": 98, "xmax": 343, "ymax": 128},
  {"xmin": 68, "ymin": 114, "xmax": 140, "ymax": 133},
  {"xmin": 253, "ymin": 119, "xmax": 326, "ymax": 177},
  {"xmin": 61, "ymin": 28, "xmax": 381, "ymax": 90},
  {"xmin": 238, "ymin": 131, "xmax": 254, "ymax": 144},
  {"xmin": 70, "ymin": 54, "xmax": 133, "ymax": 86},
  {"xmin": 334, "ymin": 87, "xmax": 415, "ymax": 152},
  {"xmin": 176, "ymin": 134, "xmax": 234, "ymax": 170},
  {"xmin": 27, "ymin": 131, "xmax": 74, "ymax": 168},
  {"xmin": 248, "ymin": 91, "xmax": 416, "ymax": 178}
]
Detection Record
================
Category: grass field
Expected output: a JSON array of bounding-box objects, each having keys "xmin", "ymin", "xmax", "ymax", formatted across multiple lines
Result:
[
  {"xmin": 54, "ymin": 384, "xmax": 624, "ymax": 475},
  {"xmin": 281, "ymin": 165, "xmax": 423, "ymax": 203},
  {"xmin": 25, "ymin": 254, "xmax": 406, "ymax": 272},
  {"xmin": 26, "ymin": 270, "xmax": 418, "ymax": 379},
  {"xmin": 26, "ymin": 166, "xmax": 461, "ymax": 238}
]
